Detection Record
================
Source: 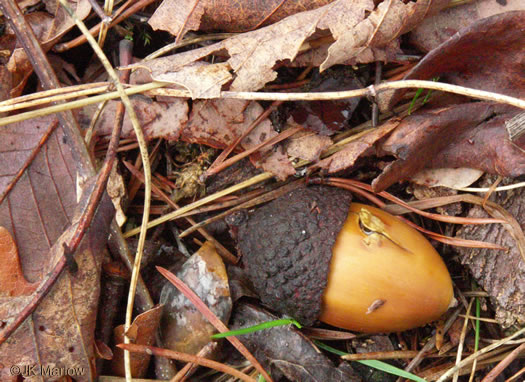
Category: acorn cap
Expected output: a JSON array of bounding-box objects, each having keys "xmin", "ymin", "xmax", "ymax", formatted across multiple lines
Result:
[{"xmin": 237, "ymin": 186, "xmax": 352, "ymax": 326}]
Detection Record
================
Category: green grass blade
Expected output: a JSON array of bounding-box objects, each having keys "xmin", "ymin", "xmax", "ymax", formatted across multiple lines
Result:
[
  {"xmin": 315, "ymin": 341, "xmax": 427, "ymax": 382},
  {"xmin": 211, "ymin": 318, "xmax": 302, "ymax": 339}
]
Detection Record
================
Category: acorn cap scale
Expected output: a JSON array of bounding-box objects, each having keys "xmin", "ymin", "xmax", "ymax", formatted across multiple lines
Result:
[{"xmin": 237, "ymin": 186, "xmax": 353, "ymax": 326}]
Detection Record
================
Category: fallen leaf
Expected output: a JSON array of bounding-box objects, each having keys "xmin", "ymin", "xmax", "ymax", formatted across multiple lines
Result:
[
  {"xmin": 159, "ymin": 241, "xmax": 231, "ymax": 355},
  {"xmin": 111, "ymin": 305, "xmax": 163, "ymax": 378},
  {"xmin": 0, "ymin": 227, "xmax": 38, "ymax": 297},
  {"xmin": 183, "ymin": 99, "xmax": 295, "ymax": 179},
  {"xmin": 4, "ymin": 0, "xmax": 92, "ymax": 96},
  {"xmin": 0, "ymin": 115, "xmax": 115, "ymax": 381},
  {"xmin": 372, "ymin": 103, "xmax": 525, "ymax": 191},
  {"xmin": 385, "ymin": 11, "xmax": 525, "ymax": 111},
  {"xmin": 86, "ymin": 96, "xmax": 188, "ymax": 141},
  {"xmin": 132, "ymin": 0, "xmax": 450, "ymax": 95},
  {"xmin": 286, "ymin": 129, "xmax": 332, "ymax": 162},
  {"xmin": 410, "ymin": 0, "xmax": 525, "ymax": 52},
  {"xmin": 149, "ymin": 0, "xmax": 335, "ymax": 36},
  {"xmin": 4, "ymin": 12, "xmax": 55, "ymax": 96},
  {"xmin": 316, "ymin": 118, "xmax": 400, "ymax": 173},
  {"xmin": 410, "ymin": 168, "xmax": 484, "ymax": 189}
]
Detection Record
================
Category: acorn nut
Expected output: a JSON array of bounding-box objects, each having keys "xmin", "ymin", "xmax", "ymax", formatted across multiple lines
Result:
[{"xmin": 236, "ymin": 186, "xmax": 454, "ymax": 333}]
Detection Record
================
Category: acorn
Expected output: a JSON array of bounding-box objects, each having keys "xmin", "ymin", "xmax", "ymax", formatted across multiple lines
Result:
[{"xmin": 236, "ymin": 186, "xmax": 453, "ymax": 333}]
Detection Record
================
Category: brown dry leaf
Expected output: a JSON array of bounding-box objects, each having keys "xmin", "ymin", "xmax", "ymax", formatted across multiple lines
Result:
[
  {"xmin": 3, "ymin": 0, "xmax": 91, "ymax": 97},
  {"xmin": 457, "ymin": 181, "xmax": 525, "ymax": 327},
  {"xmin": 86, "ymin": 96, "xmax": 189, "ymax": 141},
  {"xmin": 126, "ymin": 45, "xmax": 230, "ymax": 99},
  {"xmin": 149, "ymin": 0, "xmax": 334, "ymax": 36},
  {"xmin": 410, "ymin": 0, "xmax": 525, "ymax": 52},
  {"xmin": 159, "ymin": 241, "xmax": 231, "ymax": 355},
  {"xmin": 316, "ymin": 118, "xmax": 400, "ymax": 173},
  {"xmin": 3, "ymin": 12, "xmax": 55, "ymax": 97},
  {"xmin": 286, "ymin": 129, "xmax": 332, "ymax": 162},
  {"xmin": 386, "ymin": 11, "xmax": 525, "ymax": 110},
  {"xmin": 184, "ymin": 99, "xmax": 295, "ymax": 179},
  {"xmin": 318, "ymin": 0, "xmax": 449, "ymax": 71},
  {"xmin": 0, "ymin": 227, "xmax": 38, "ymax": 297},
  {"xmin": 41, "ymin": 0, "xmax": 91, "ymax": 46},
  {"xmin": 410, "ymin": 168, "xmax": 484, "ymax": 189},
  {"xmin": 111, "ymin": 305, "xmax": 163, "ymax": 378},
  {"xmin": 0, "ymin": 115, "xmax": 115, "ymax": 381},
  {"xmin": 133, "ymin": 0, "xmax": 450, "ymax": 95},
  {"xmin": 373, "ymin": 103, "xmax": 525, "ymax": 191}
]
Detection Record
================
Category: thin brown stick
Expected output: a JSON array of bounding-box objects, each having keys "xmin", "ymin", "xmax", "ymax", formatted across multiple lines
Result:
[
  {"xmin": 205, "ymin": 101, "xmax": 282, "ymax": 178},
  {"xmin": 335, "ymin": 178, "xmax": 506, "ymax": 225},
  {"xmin": 482, "ymin": 176, "xmax": 502, "ymax": 208},
  {"xmin": 206, "ymin": 125, "xmax": 301, "ymax": 177},
  {"xmin": 117, "ymin": 343, "xmax": 257, "ymax": 382},
  {"xmin": 481, "ymin": 343, "xmax": 525, "ymax": 382},
  {"xmin": 170, "ymin": 342, "xmax": 217, "ymax": 382},
  {"xmin": 316, "ymin": 178, "xmax": 507, "ymax": 249},
  {"xmin": 156, "ymin": 267, "xmax": 273, "ymax": 382}
]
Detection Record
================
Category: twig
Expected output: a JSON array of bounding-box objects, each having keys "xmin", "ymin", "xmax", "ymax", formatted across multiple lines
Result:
[
  {"xmin": 372, "ymin": 61, "xmax": 382, "ymax": 127},
  {"xmin": 117, "ymin": 343, "xmax": 257, "ymax": 382},
  {"xmin": 4, "ymin": 78, "xmax": 524, "ymax": 128},
  {"xmin": 144, "ymin": 33, "xmax": 235, "ymax": 61},
  {"xmin": 204, "ymin": 125, "xmax": 302, "ymax": 177},
  {"xmin": 453, "ymin": 299, "xmax": 474, "ymax": 382},
  {"xmin": 0, "ymin": 82, "xmax": 110, "ymax": 112},
  {"xmin": 97, "ymin": 0, "xmax": 115, "ymax": 47},
  {"xmin": 150, "ymin": 80, "xmax": 525, "ymax": 109},
  {"xmin": 436, "ymin": 327, "xmax": 525, "ymax": 382},
  {"xmin": 481, "ymin": 342, "xmax": 525, "ymax": 382},
  {"xmin": 0, "ymin": 82, "xmax": 165, "ymax": 128}
]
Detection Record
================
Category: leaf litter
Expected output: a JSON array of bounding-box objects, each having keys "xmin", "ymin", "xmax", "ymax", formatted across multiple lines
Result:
[{"xmin": 0, "ymin": 1, "xmax": 525, "ymax": 381}]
